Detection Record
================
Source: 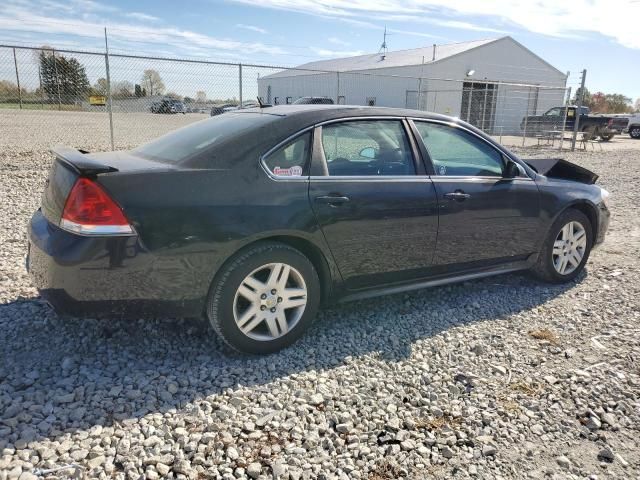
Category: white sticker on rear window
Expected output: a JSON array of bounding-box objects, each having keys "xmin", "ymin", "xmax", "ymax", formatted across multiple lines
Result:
[{"xmin": 273, "ymin": 165, "xmax": 303, "ymax": 176}]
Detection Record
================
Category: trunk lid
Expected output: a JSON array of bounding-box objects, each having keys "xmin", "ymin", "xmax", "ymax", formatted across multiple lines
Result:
[{"xmin": 41, "ymin": 147, "xmax": 172, "ymax": 224}]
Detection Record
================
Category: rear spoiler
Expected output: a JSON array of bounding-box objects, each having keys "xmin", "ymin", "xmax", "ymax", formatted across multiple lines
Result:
[
  {"xmin": 50, "ymin": 146, "xmax": 118, "ymax": 176},
  {"xmin": 524, "ymin": 158, "xmax": 598, "ymax": 185}
]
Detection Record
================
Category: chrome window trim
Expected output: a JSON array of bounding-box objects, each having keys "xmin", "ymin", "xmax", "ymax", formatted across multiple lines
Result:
[
  {"xmin": 409, "ymin": 117, "xmax": 534, "ymax": 181},
  {"xmin": 258, "ymin": 115, "xmax": 534, "ymax": 183},
  {"xmin": 308, "ymin": 175, "xmax": 432, "ymax": 182}
]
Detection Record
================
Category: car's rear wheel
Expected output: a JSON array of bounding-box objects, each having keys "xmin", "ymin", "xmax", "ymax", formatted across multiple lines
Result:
[
  {"xmin": 630, "ymin": 126, "xmax": 640, "ymax": 139},
  {"xmin": 599, "ymin": 134, "xmax": 613, "ymax": 141},
  {"xmin": 581, "ymin": 126, "xmax": 596, "ymax": 140},
  {"xmin": 206, "ymin": 242, "xmax": 320, "ymax": 354},
  {"xmin": 531, "ymin": 209, "xmax": 592, "ymax": 283}
]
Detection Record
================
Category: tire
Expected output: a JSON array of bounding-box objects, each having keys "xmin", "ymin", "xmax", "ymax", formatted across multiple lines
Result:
[
  {"xmin": 531, "ymin": 209, "xmax": 593, "ymax": 284},
  {"xmin": 629, "ymin": 126, "xmax": 640, "ymax": 139},
  {"xmin": 206, "ymin": 242, "xmax": 321, "ymax": 354},
  {"xmin": 599, "ymin": 134, "xmax": 613, "ymax": 141},
  {"xmin": 581, "ymin": 126, "xmax": 596, "ymax": 141}
]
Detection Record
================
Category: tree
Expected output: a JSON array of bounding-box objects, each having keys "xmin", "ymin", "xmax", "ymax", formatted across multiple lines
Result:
[
  {"xmin": 112, "ymin": 81, "xmax": 134, "ymax": 99},
  {"xmin": 140, "ymin": 69, "xmax": 165, "ymax": 96},
  {"xmin": 165, "ymin": 91, "xmax": 182, "ymax": 100},
  {"xmin": 39, "ymin": 50, "xmax": 90, "ymax": 103},
  {"xmin": 635, "ymin": 98, "xmax": 640, "ymax": 113},
  {"xmin": 134, "ymin": 84, "xmax": 143, "ymax": 97},
  {"xmin": 0, "ymin": 80, "xmax": 20, "ymax": 98},
  {"xmin": 573, "ymin": 87, "xmax": 591, "ymax": 106},
  {"xmin": 196, "ymin": 90, "xmax": 207, "ymax": 103},
  {"xmin": 92, "ymin": 78, "xmax": 108, "ymax": 95},
  {"xmin": 604, "ymin": 93, "xmax": 632, "ymax": 113},
  {"xmin": 588, "ymin": 92, "xmax": 607, "ymax": 112},
  {"xmin": 183, "ymin": 96, "xmax": 193, "ymax": 103}
]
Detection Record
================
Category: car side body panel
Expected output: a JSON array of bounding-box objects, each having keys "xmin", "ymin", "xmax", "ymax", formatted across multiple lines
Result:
[{"xmin": 27, "ymin": 106, "xmax": 610, "ymax": 319}]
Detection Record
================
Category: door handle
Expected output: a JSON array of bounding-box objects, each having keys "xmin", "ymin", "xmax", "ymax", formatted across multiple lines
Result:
[
  {"xmin": 315, "ymin": 195, "xmax": 350, "ymax": 205},
  {"xmin": 443, "ymin": 191, "xmax": 471, "ymax": 201}
]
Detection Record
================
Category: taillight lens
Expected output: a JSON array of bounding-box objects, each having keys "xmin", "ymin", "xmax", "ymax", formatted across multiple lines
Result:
[{"xmin": 60, "ymin": 178, "xmax": 133, "ymax": 235}]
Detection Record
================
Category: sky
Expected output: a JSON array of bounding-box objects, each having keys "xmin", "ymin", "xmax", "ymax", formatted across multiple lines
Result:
[{"xmin": 1, "ymin": 0, "xmax": 639, "ymax": 102}]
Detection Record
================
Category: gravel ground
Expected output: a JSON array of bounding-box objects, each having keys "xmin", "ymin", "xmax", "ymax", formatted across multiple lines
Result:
[{"xmin": 1, "ymin": 114, "xmax": 639, "ymax": 479}]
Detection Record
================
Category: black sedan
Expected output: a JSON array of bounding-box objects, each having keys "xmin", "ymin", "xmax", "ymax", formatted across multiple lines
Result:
[{"xmin": 27, "ymin": 105, "xmax": 610, "ymax": 354}]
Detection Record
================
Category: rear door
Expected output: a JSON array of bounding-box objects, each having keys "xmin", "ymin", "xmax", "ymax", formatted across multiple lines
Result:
[
  {"xmin": 411, "ymin": 120, "xmax": 540, "ymax": 269},
  {"xmin": 308, "ymin": 118, "xmax": 439, "ymax": 290}
]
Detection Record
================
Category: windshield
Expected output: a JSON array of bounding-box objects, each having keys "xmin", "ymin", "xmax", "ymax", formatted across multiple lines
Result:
[{"xmin": 133, "ymin": 112, "xmax": 275, "ymax": 164}]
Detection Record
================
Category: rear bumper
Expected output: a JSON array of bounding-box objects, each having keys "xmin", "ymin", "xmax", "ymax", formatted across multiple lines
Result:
[{"xmin": 27, "ymin": 209, "xmax": 205, "ymax": 318}]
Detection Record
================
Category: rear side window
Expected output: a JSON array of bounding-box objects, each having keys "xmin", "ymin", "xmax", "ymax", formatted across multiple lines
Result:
[
  {"xmin": 263, "ymin": 132, "xmax": 311, "ymax": 177},
  {"xmin": 133, "ymin": 113, "xmax": 274, "ymax": 164}
]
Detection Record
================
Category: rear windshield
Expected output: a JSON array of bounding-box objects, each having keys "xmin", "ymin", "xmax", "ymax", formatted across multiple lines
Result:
[{"xmin": 133, "ymin": 112, "xmax": 275, "ymax": 164}]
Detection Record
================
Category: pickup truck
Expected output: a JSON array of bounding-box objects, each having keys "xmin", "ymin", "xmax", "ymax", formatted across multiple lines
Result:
[
  {"xmin": 625, "ymin": 114, "xmax": 640, "ymax": 139},
  {"xmin": 521, "ymin": 106, "xmax": 617, "ymax": 141}
]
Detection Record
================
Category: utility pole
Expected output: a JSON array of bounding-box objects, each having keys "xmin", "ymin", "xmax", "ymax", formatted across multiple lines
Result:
[
  {"xmin": 104, "ymin": 27, "xmax": 115, "ymax": 151},
  {"xmin": 571, "ymin": 69, "xmax": 586, "ymax": 152}
]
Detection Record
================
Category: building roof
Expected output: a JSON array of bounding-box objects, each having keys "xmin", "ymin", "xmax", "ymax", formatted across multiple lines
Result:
[{"xmin": 263, "ymin": 37, "xmax": 502, "ymax": 79}]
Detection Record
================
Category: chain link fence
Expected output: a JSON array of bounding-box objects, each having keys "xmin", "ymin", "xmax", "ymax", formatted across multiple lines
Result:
[{"xmin": 1, "ymin": 44, "xmax": 576, "ymax": 151}]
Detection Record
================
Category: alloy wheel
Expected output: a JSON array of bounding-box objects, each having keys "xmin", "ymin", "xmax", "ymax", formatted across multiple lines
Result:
[
  {"xmin": 233, "ymin": 263, "xmax": 307, "ymax": 341},
  {"xmin": 552, "ymin": 221, "xmax": 587, "ymax": 275}
]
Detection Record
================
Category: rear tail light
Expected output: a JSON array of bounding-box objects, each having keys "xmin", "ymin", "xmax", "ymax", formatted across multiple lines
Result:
[{"xmin": 60, "ymin": 178, "xmax": 134, "ymax": 235}]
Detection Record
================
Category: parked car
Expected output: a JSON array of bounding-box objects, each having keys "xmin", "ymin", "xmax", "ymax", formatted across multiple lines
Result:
[
  {"xmin": 27, "ymin": 105, "xmax": 610, "ymax": 354},
  {"xmin": 606, "ymin": 114, "xmax": 630, "ymax": 135},
  {"xmin": 210, "ymin": 103, "xmax": 236, "ymax": 116},
  {"xmin": 151, "ymin": 99, "xmax": 186, "ymax": 114},
  {"xmin": 521, "ymin": 106, "xmax": 617, "ymax": 140},
  {"xmin": 625, "ymin": 114, "xmax": 640, "ymax": 139},
  {"xmin": 293, "ymin": 96, "xmax": 334, "ymax": 105}
]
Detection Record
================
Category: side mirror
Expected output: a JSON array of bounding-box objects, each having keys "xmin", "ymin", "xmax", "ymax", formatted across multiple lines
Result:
[
  {"xmin": 503, "ymin": 160, "xmax": 521, "ymax": 179},
  {"xmin": 359, "ymin": 147, "xmax": 377, "ymax": 159}
]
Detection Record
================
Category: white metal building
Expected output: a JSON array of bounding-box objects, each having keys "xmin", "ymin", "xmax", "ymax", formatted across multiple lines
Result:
[{"xmin": 258, "ymin": 37, "xmax": 567, "ymax": 134}]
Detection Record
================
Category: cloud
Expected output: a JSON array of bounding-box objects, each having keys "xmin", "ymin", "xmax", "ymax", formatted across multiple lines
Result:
[
  {"xmin": 227, "ymin": 0, "xmax": 640, "ymax": 49},
  {"xmin": 0, "ymin": 1, "xmax": 289, "ymax": 57},
  {"xmin": 311, "ymin": 47, "xmax": 365, "ymax": 57},
  {"xmin": 327, "ymin": 36, "xmax": 350, "ymax": 46},
  {"xmin": 237, "ymin": 23, "xmax": 268, "ymax": 34},
  {"xmin": 126, "ymin": 12, "xmax": 160, "ymax": 22}
]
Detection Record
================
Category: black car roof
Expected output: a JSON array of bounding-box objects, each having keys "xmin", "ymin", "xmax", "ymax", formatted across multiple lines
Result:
[{"xmin": 235, "ymin": 104, "xmax": 455, "ymax": 123}]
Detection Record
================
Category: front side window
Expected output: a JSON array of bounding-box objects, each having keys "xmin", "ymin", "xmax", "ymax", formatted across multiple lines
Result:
[
  {"xmin": 263, "ymin": 132, "xmax": 311, "ymax": 177},
  {"xmin": 545, "ymin": 108, "xmax": 562, "ymax": 116},
  {"xmin": 321, "ymin": 120, "xmax": 415, "ymax": 176},
  {"xmin": 413, "ymin": 122, "xmax": 504, "ymax": 177}
]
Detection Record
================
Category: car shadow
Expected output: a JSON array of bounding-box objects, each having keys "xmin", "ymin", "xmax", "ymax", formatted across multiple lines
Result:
[{"xmin": 0, "ymin": 270, "xmax": 582, "ymax": 448}]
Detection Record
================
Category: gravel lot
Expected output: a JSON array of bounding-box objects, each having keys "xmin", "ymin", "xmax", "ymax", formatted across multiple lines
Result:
[{"xmin": 1, "ymin": 111, "xmax": 639, "ymax": 479}]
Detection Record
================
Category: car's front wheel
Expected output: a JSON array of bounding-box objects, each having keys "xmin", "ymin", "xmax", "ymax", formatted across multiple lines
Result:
[
  {"xmin": 206, "ymin": 242, "xmax": 320, "ymax": 354},
  {"xmin": 532, "ymin": 209, "xmax": 593, "ymax": 283}
]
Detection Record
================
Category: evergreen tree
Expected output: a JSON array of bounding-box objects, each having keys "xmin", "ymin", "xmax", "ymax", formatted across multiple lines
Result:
[{"xmin": 39, "ymin": 50, "xmax": 90, "ymax": 103}]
